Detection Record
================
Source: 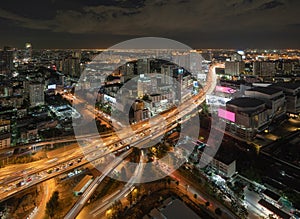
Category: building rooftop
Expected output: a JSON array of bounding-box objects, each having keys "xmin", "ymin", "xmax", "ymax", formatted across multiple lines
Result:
[
  {"xmin": 271, "ymin": 82, "xmax": 300, "ymax": 90},
  {"xmin": 258, "ymin": 199, "xmax": 291, "ymax": 219},
  {"xmin": 247, "ymin": 86, "xmax": 281, "ymax": 95},
  {"xmin": 160, "ymin": 199, "xmax": 199, "ymax": 219},
  {"xmin": 263, "ymin": 189, "xmax": 281, "ymax": 201},
  {"xmin": 227, "ymin": 97, "xmax": 265, "ymax": 108}
]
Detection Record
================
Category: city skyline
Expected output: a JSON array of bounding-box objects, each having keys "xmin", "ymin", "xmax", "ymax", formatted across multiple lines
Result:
[
  {"xmin": 1, "ymin": 1, "xmax": 300, "ymax": 218},
  {"xmin": 0, "ymin": 0, "xmax": 300, "ymax": 49}
]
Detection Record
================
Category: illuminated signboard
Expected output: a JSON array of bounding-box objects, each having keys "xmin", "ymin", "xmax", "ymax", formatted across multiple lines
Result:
[
  {"xmin": 104, "ymin": 94, "xmax": 116, "ymax": 104},
  {"xmin": 218, "ymin": 108, "xmax": 235, "ymax": 122},
  {"xmin": 48, "ymin": 84, "xmax": 56, "ymax": 90},
  {"xmin": 197, "ymin": 74, "xmax": 206, "ymax": 80},
  {"xmin": 206, "ymin": 94, "xmax": 231, "ymax": 106},
  {"xmin": 215, "ymin": 86, "xmax": 236, "ymax": 94}
]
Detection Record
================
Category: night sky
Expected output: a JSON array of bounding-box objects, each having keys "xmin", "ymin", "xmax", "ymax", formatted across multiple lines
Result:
[{"xmin": 0, "ymin": 0, "xmax": 299, "ymax": 49}]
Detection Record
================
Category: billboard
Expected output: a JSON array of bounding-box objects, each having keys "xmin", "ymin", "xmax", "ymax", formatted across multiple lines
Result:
[
  {"xmin": 197, "ymin": 73, "xmax": 207, "ymax": 80},
  {"xmin": 206, "ymin": 94, "xmax": 231, "ymax": 106},
  {"xmin": 104, "ymin": 94, "xmax": 116, "ymax": 104},
  {"xmin": 215, "ymin": 86, "xmax": 236, "ymax": 94},
  {"xmin": 218, "ymin": 109, "xmax": 235, "ymax": 122},
  {"xmin": 48, "ymin": 84, "xmax": 56, "ymax": 90},
  {"xmin": 193, "ymin": 81, "xmax": 199, "ymax": 88}
]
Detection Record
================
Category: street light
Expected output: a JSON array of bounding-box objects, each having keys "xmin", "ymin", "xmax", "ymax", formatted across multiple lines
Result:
[{"xmin": 106, "ymin": 209, "xmax": 112, "ymax": 218}]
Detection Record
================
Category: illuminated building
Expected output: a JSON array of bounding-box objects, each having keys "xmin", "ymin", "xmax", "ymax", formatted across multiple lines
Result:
[
  {"xmin": 271, "ymin": 82, "xmax": 300, "ymax": 115},
  {"xmin": 137, "ymin": 59, "xmax": 150, "ymax": 75},
  {"xmin": 253, "ymin": 61, "xmax": 276, "ymax": 77},
  {"xmin": 120, "ymin": 61, "xmax": 135, "ymax": 83},
  {"xmin": 225, "ymin": 61, "xmax": 245, "ymax": 76},
  {"xmin": 133, "ymin": 100, "xmax": 149, "ymax": 122},
  {"xmin": 223, "ymin": 97, "xmax": 269, "ymax": 139},
  {"xmin": 24, "ymin": 42, "xmax": 32, "ymax": 61},
  {"xmin": 231, "ymin": 52, "xmax": 242, "ymax": 61},
  {"xmin": 62, "ymin": 56, "xmax": 81, "ymax": 78},
  {"xmin": 137, "ymin": 74, "xmax": 153, "ymax": 97},
  {"xmin": 29, "ymin": 83, "xmax": 45, "ymax": 107},
  {"xmin": 0, "ymin": 46, "xmax": 15, "ymax": 75},
  {"xmin": 160, "ymin": 64, "xmax": 174, "ymax": 84},
  {"xmin": 245, "ymin": 86, "xmax": 286, "ymax": 120},
  {"xmin": 0, "ymin": 119, "xmax": 11, "ymax": 149}
]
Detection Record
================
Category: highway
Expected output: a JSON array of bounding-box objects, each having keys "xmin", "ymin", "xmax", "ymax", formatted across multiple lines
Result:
[
  {"xmin": 64, "ymin": 149, "xmax": 133, "ymax": 219},
  {"xmin": 87, "ymin": 150, "xmax": 146, "ymax": 218},
  {"xmin": 0, "ymin": 62, "xmax": 219, "ymax": 217}
]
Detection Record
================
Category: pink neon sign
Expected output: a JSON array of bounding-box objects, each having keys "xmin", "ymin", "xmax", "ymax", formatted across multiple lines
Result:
[
  {"xmin": 218, "ymin": 108, "xmax": 235, "ymax": 122},
  {"xmin": 216, "ymin": 86, "xmax": 236, "ymax": 94}
]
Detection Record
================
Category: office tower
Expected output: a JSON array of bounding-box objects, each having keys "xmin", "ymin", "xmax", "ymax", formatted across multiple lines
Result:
[
  {"xmin": 137, "ymin": 59, "xmax": 150, "ymax": 75},
  {"xmin": 62, "ymin": 56, "xmax": 81, "ymax": 78},
  {"xmin": 0, "ymin": 46, "xmax": 15, "ymax": 75},
  {"xmin": 0, "ymin": 119, "xmax": 11, "ymax": 149},
  {"xmin": 231, "ymin": 53, "xmax": 242, "ymax": 61},
  {"xmin": 161, "ymin": 64, "xmax": 173, "ymax": 84},
  {"xmin": 225, "ymin": 61, "xmax": 245, "ymax": 76},
  {"xmin": 29, "ymin": 83, "xmax": 45, "ymax": 107},
  {"xmin": 253, "ymin": 61, "xmax": 276, "ymax": 77},
  {"xmin": 24, "ymin": 42, "xmax": 32, "ymax": 60},
  {"xmin": 137, "ymin": 74, "xmax": 152, "ymax": 97}
]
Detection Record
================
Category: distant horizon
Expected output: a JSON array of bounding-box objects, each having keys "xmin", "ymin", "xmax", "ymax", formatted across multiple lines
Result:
[{"xmin": 1, "ymin": 46, "xmax": 300, "ymax": 51}]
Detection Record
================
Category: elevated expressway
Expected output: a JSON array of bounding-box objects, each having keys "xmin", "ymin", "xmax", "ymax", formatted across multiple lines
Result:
[{"xmin": 0, "ymin": 64, "xmax": 220, "ymax": 207}]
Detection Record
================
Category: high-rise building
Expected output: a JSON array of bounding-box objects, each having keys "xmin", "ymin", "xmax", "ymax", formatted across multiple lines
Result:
[
  {"xmin": 29, "ymin": 83, "xmax": 45, "ymax": 107},
  {"xmin": 225, "ymin": 61, "xmax": 245, "ymax": 76},
  {"xmin": 0, "ymin": 119, "xmax": 11, "ymax": 149},
  {"xmin": 282, "ymin": 62, "xmax": 294, "ymax": 74},
  {"xmin": 137, "ymin": 59, "xmax": 150, "ymax": 75},
  {"xmin": 137, "ymin": 74, "xmax": 152, "ymax": 97},
  {"xmin": 0, "ymin": 46, "xmax": 15, "ymax": 75},
  {"xmin": 62, "ymin": 56, "xmax": 81, "ymax": 78},
  {"xmin": 231, "ymin": 53, "xmax": 242, "ymax": 62},
  {"xmin": 245, "ymin": 86, "xmax": 286, "ymax": 120},
  {"xmin": 120, "ymin": 61, "xmax": 135, "ymax": 83},
  {"xmin": 161, "ymin": 64, "xmax": 174, "ymax": 84},
  {"xmin": 253, "ymin": 61, "xmax": 276, "ymax": 77},
  {"xmin": 133, "ymin": 100, "xmax": 149, "ymax": 122},
  {"xmin": 24, "ymin": 43, "xmax": 32, "ymax": 60}
]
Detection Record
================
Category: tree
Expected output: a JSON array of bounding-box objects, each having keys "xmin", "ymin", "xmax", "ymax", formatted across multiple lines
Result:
[
  {"xmin": 166, "ymin": 177, "xmax": 171, "ymax": 190},
  {"xmin": 111, "ymin": 200, "xmax": 123, "ymax": 218},
  {"xmin": 215, "ymin": 207, "xmax": 222, "ymax": 216},
  {"xmin": 127, "ymin": 192, "xmax": 133, "ymax": 205},
  {"xmin": 46, "ymin": 191, "xmax": 59, "ymax": 218}
]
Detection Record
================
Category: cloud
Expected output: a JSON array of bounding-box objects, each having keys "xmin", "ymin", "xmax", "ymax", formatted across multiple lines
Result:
[{"xmin": 0, "ymin": 0, "xmax": 299, "ymax": 37}]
